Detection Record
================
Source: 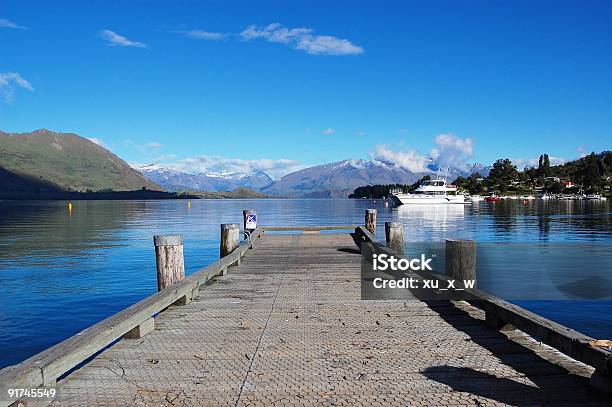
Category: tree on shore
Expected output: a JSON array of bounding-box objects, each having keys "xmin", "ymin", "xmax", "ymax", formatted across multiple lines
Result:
[
  {"xmin": 452, "ymin": 173, "xmax": 486, "ymax": 194},
  {"xmin": 487, "ymin": 159, "xmax": 518, "ymax": 192},
  {"xmin": 349, "ymin": 151, "xmax": 612, "ymax": 198},
  {"xmin": 538, "ymin": 154, "xmax": 551, "ymax": 177}
]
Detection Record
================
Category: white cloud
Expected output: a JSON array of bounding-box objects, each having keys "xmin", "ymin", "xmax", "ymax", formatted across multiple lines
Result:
[
  {"xmin": 0, "ymin": 18, "xmax": 26, "ymax": 29},
  {"xmin": 370, "ymin": 134, "xmax": 475, "ymax": 173},
  {"xmin": 86, "ymin": 137, "xmax": 106, "ymax": 147},
  {"xmin": 185, "ymin": 30, "xmax": 226, "ymax": 40},
  {"xmin": 0, "ymin": 72, "xmax": 33, "ymax": 102},
  {"xmin": 356, "ymin": 130, "xmax": 366, "ymax": 136},
  {"xmin": 550, "ymin": 156, "xmax": 567, "ymax": 166},
  {"xmin": 296, "ymin": 35, "xmax": 364, "ymax": 56},
  {"xmin": 371, "ymin": 145, "xmax": 431, "ymax": 173},
  {"xmin": 322, "ymin": 127, "xmax": 335, "ymax": 135},
  {"xmin": 240, "ymin": 23, "xmax": 312, "ymax": 43},
  {"xmin": 429, "ymin": 134, "xmax": 474, "ymax": 170},
  {"xmin": 99, "ymin": 29, "xmax": 147, "ymax": 48},
  {"xmin": 157, "ymin": 155, "xmax": 303, "ymax": 180},
  {"xmin": 511, "ymin": 156, "xmax": 567, "ymax": 170},
  {"xmin": 240, "ymin": 23, "xmax": 363, "ymax": 55},
  {"xmin": 577, "ymin": 146, "xmax": 588, "ymax": 158},
  {"xmin": 123, "ymin": 139, "xmax": 165, "ymax": 156}
]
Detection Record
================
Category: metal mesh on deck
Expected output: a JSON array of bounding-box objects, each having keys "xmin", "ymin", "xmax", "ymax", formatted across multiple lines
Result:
[{"xmin": 51, "ymin": 234, "xmax": 607, "ymax": 406}]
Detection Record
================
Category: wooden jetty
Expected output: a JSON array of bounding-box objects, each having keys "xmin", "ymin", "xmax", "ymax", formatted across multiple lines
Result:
[{"xmin": 1, "ymin": 214, "xmax": 611, "ymax": 406}]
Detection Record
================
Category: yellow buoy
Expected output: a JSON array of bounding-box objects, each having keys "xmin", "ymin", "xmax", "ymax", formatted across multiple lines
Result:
[
  {"xmin": 68, "ymin": 202, "xmax": 73, "ymax": 212},
  {"xmin": 187, "ymin": 200, "xmax": 191, "ymax": 209}
]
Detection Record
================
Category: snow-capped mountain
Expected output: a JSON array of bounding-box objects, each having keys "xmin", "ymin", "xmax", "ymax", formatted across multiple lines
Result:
[
  {"xmin": 466, "ymin": 163, "xmax": 491, "ymax": 177},
  {"xmin": 137, "ymin": 164, "xmax": 273, "ymax": 192},
  {"xmin": 260, "ymin": 159, "xmax": 428, "ymax": 198},
  {"xmin": 137, "ymin": 158, "xmax": 490, "ymax": 197}
]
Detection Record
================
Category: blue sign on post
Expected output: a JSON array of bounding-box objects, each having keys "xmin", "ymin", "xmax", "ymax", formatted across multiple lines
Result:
[{"xmin": 246, "ymin": 213, "xmax": 257, "ymax": 230}]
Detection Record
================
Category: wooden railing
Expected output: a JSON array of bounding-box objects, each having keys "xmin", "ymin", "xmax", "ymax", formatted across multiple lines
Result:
[
  {"xmin": 354, "ymin": 225, "xmax": 612, "ymax": 391},
  {"xmin": 0, "ymin": 227, "xmax": 263, "ymax": 406},
  {"xmin": 262, "ymin": 225, "xmax": 358, "ymax": 232}
]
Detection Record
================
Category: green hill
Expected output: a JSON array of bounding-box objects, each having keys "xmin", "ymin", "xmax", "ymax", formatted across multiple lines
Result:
[
  {"xmin": 0, "ymin": 129, "xmax": 162, "ymax": 194},
  {"xmin": 189, "ymin": 187, "xmax": 271, "ymax": 199}
]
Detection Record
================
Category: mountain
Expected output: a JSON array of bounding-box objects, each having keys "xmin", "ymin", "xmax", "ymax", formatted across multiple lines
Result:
[
  {"xmin": 425, "ymin": 161, "xmax": 491, "ymax": 179},
  {"xmin": 138, "ymin": 158, "xmax": 490, "ymax": 198},
  {"xmin": 191, "ymin": 187, "xmax": 270, "ymax": 199},
  {"xmin": 466, "ymin": 163, "xmax": 491, "ymax": 177},
  {"xmin": 138, "ymin": 164, "xmax": 273, "ymax": 192},
  {"xmin": 261, "ymin": 159, "xmax": 427, "ymax": 198},
  {"xmin": 0, "ymin": 129, "xmax": 161, "ymax": 196}
]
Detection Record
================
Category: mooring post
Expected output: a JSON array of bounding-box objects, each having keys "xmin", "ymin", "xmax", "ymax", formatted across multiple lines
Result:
[
  {"xmin": 153, "ymin": 234, "xmax": 190, "ymax": 305},
  {"xmin": 385, "ymin": 222, "xmax": 404, "ymax": 254},
  {"xmin": 154, "ymin": 235, "xmax": 186, "ymax": 291},
  {"xmin": 445, "ymin": 239, "xmax": 476, "ymax": 283},
  {"xmin": 126, "ymin": 234, "xmax": 186, "ymax": 339},
  {"xmin": 220, "ymin": 223, "xmax": 240, "ymax": 275},
  {"xmin": 365, "ymin": 209, "xmax": 377, "ymax": 236},
  {"xmin": 446, "ymin": 239, "xmax": 502, "ymax": 328}
]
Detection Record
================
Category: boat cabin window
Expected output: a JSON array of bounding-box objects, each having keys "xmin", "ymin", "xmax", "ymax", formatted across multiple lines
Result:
[
  {"xmin": 421, "ymin": 180, "xmax": 445, "ymax": 187},
  {"xmin": 413, "ymin": 191, "xmax": 447, "ymax": 195}
]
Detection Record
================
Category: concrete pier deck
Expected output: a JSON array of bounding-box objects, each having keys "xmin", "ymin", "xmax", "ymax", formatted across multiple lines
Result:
[{"xmin": 49, "ymin": 233, "xmax": 609, "ymax": 406}]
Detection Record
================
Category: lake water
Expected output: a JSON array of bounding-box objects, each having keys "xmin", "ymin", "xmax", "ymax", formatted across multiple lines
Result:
[{"xmin": 0, "ymin": 199, "xmax": 610, "ymax": 369}]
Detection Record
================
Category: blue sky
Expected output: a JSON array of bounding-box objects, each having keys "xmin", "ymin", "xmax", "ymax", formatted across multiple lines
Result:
[{"xmin": 1, "ymin": 0, "xmax": 611, "ymax": 177}]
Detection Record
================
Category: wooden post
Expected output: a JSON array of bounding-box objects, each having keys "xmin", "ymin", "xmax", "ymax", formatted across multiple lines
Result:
[
  {"xmin": 154, "ymin": 235, "xmax": 185, "ymax": 291},
  {"xmin": 385, "ymin": 222, "xmax": 404, "ymax": 254},
  {"xmin": 445, "ymin": 240, "xmax": 506, "ymax": 331},
  {"xmin": 220, "ymin": 223, "xmax": 240, "ymax": 275},
  {"xmin": 445, "ymin": 239, "xmax": 476, "ymax": 283},
  {"xmin": 127, "ymin": 235, "xmax": 185, "ymax": 339},
  {"xmin": 365, "ymin": 209, "xmax": 377, "ymax": 236}
]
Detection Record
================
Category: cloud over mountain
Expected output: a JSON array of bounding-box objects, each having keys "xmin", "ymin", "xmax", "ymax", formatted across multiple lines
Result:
[
  {"xmin": 511, "ymin": 156, "xmax": 567, "ymax": 169},
  {"xmin": 370, "ymin": 134, "xmax": 474, "ymax": 173},
  {"xmin": 429, "ymin": 134, "xmax": 474, "ymax": 169},
  {"xmin": 143, "ymin": 155, "xmax": 304, "ymax": 180},
  {"xmin": 371, "ymin": 145, "xmax": 431, "ymax": 173}
]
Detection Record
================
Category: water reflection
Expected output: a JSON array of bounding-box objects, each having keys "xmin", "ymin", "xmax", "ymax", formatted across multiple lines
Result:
[
  {"xmin": 395, "ymin": 204, "xmax": 467, "ymax": 241},
  {"xmin": 0, "ymin": 201, "xmax": 146, "ymax": 263}
]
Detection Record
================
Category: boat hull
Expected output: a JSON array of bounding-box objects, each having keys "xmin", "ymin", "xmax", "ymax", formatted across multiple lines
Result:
[{"xmin": 391, "ymin": 194, "xmax": 468, "ymax": 205}]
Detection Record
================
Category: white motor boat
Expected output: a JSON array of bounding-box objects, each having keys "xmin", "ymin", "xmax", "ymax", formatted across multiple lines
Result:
[
  {"xmin": 390, "ymin": 177, "xmax": 469, "ymax": 205},
  {"xmin": 469, "ymin": 195, "xmax": 485, "ymax": 202},
  {"xmin": 585, "ymin": 194, "xmax": 607, "ymax": 201}
]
